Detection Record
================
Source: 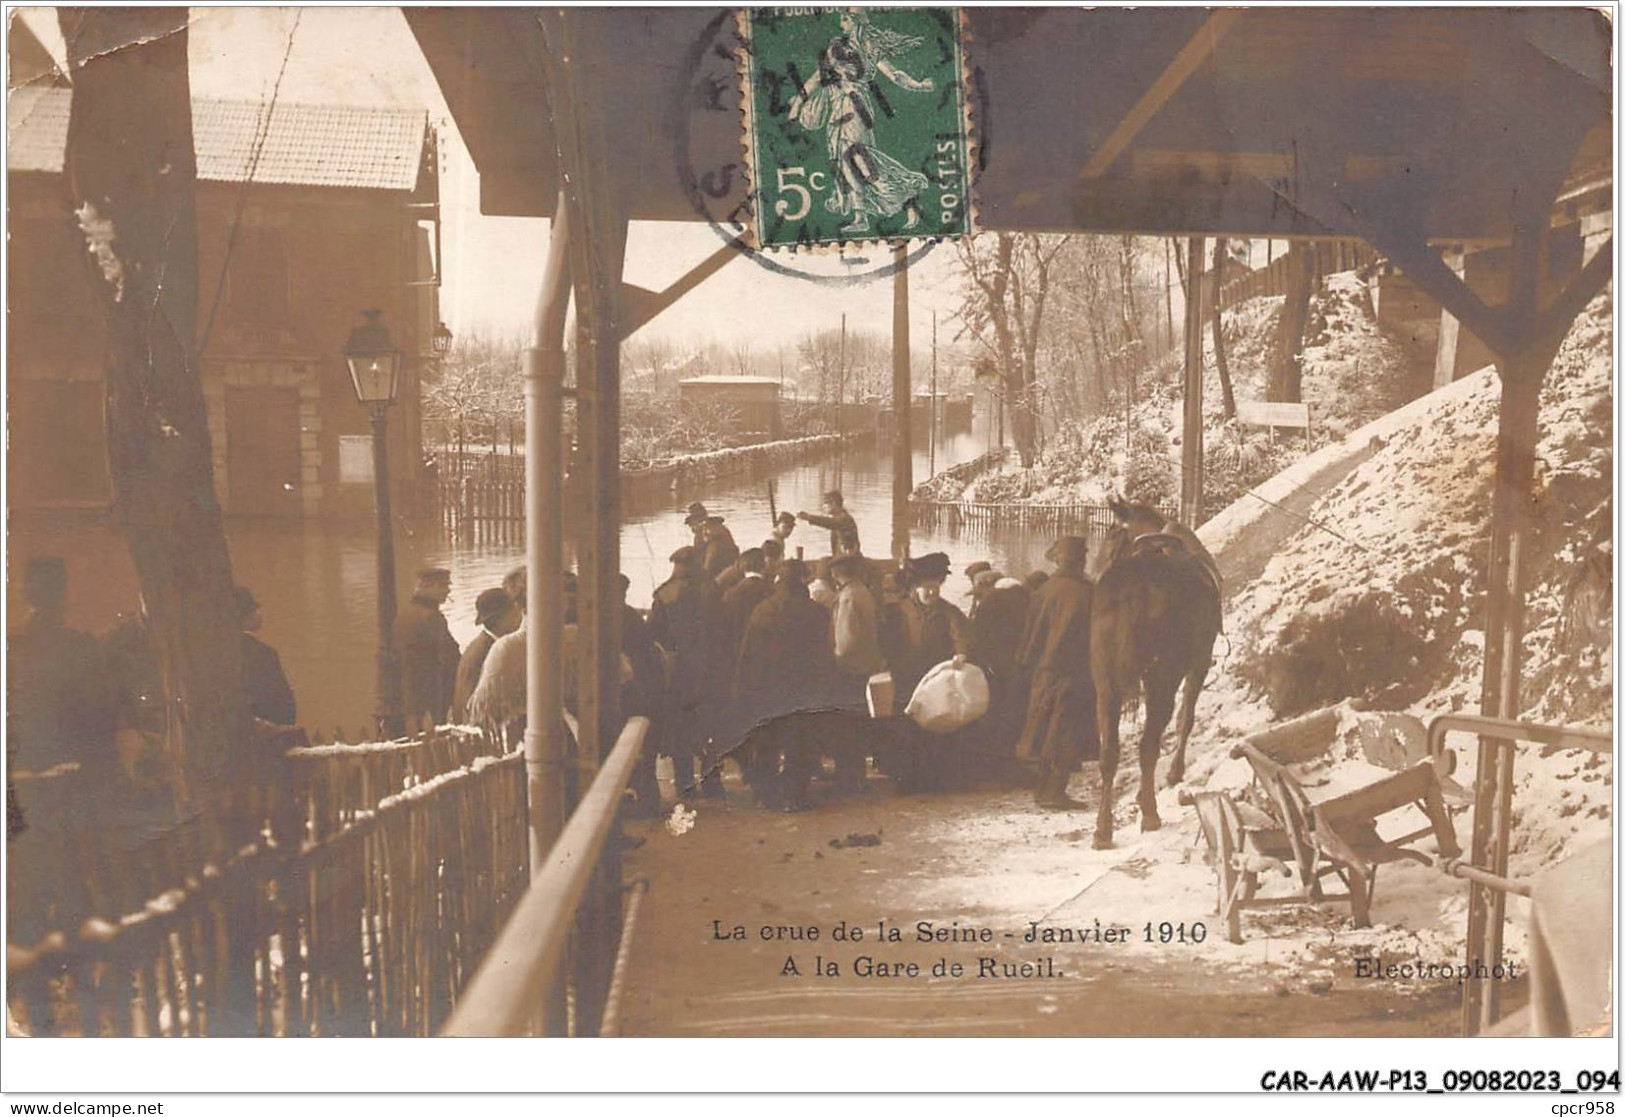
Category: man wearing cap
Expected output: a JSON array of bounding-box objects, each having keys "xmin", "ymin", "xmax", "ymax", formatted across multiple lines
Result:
[
  {"xmin": 394, "ymin": 568, "xmax": 460, "ymax": 731},
  {"xmin": 771, "ymin": 511, "xmax": 798, "ymax": 547},
  {"xmin": 451, "ymin": 587, "xmax": 521, "ymax": 723},
  {"xmin": 1015, "ymin": 536, "xmax": 1099, "ymax": 810},
  {"xmin": 649, "ymin": 545, "xmax": 728, "ymax": 798},
  {"xmin": 879, "ymin": 552, "xmax": 971, "ymax": 791},
  {"xmin": 721, "ymin": 548, "xmax": 775, "ymax": 658},
  {"xmin": 235, "ymin": 586, "xmax": 297, "ymax": 727},
  {"xmin": 798, "ymin": 490, "xmax": 862, "ymax": 557}
]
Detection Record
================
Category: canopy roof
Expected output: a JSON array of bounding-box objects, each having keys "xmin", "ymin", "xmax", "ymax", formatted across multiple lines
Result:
[{"xmin": 408, "ymin": 7, "xmax": 1611, "ymax": 241}]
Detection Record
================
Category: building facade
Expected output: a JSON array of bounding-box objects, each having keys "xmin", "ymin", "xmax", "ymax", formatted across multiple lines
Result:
[{"xmin": 7, "ymin": 86, "xmax": 441, "ymax": 518}]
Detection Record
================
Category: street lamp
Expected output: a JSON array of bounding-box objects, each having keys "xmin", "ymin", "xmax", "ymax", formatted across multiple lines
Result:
[
  {"xmin": 345, "ymin": 309, "xmax": 406, "ymax": 738},
  {"xmin": 432, "ymin": 319, "xmax": 454, "ymax": 358}
]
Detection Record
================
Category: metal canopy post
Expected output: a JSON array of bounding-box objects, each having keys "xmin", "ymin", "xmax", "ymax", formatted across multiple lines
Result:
[
  {"xmin": 892, "ymin": 243, "xmax": 913, "ymax": 563},
  {"xmin": 1179, "ymin": 236, "xmax": 1206, "ymax": 527},
  {"xmin": 522, "ymin": 188, "xmax": 571, "ymax": 1034}
]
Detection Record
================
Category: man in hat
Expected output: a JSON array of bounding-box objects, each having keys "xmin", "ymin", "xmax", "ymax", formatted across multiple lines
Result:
[
  {"xmin": 969, "ymin": 572, "xmax": 1033, "ymax": 771},
  {"xmin": 720, "ymin": 548, "xmax": 774, "ymax": 659},
  {"xmin": 879, "ymin": 552, "xmax": 971, "ymax": 791},
  {"xmin": 8, "ymin": 556, "xmax": 114, "ymax": 776},
  {"xmin": 235, "ymin": 586, "xmax": 297, "ymax": 727},
  {"xmin": 451, "ymin": 587, "xmax": 521, "ymax": 723},
  {"xmin": 771, "ymin": 511, "xmax": 798, "ymax": 547},
  {"xmin": 649, "ymin": 545, "xmax": 728, "ymax": 798},
  {"xmin": 683, "ymin": 502, "xmax": 711, "ymax": 549},
  {"xmin": 394, "ymin": 568, "xmax": 460, "ymax": 731},
  {"xmin": 798, "ymin": 490, "xmax": 861, "ymax": 557},
  {"xmin": 963, "ymin": 560, "xmax": 993, "ymax": 614},
  {"xmin": 732, "ymin": 560, "xmax": 838, "ymax": 809},
  {"xmin": 1015, "ymin": 536, "xmax": 1099, "ymax": 810},
  {"xmin": 702, "ymin": 514, "xmax": 740, "ymax": 580},
  {"xmin": 616, "ymin": 572, "xmax": 666, "ymax": 817}
]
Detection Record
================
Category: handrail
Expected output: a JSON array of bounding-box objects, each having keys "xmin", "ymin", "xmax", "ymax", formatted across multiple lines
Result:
[
  {"xmin": 441, "ymin": 714, "xmax": 649, "ymax": 1037},
  {"xmin": 1425, "ymin": 713, "xmax": 1613, "ymax": 760},
  {"xmin": 1424, "ymin": 712, "xmax": 1611, "ymax": 1036}
]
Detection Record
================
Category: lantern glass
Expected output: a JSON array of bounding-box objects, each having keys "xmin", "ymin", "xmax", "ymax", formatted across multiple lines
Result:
[
  {"xmin": 343, "ymin": 310, "xmax": 402, "ymax": 406},
  {"xmin": 432, "ymin": 320, "xmax": 453, "ymax": 356}
]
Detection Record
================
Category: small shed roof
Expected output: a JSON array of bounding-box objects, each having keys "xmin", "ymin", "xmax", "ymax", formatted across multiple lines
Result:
[
  {"xmin": 7, "ymin": 86, "xmax": 431, "ymax": 191},
  {"xmin": 679, "ymin": 376, "xmax": 783, "ymax": 387}
]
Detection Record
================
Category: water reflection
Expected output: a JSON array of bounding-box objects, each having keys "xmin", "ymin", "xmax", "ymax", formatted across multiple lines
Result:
[{"xmin": 9, "ymin": 416, "xmax": 1061, "ymax": 733}]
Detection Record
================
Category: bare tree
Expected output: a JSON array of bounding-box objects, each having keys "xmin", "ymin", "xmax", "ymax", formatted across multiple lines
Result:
[
  {"xmin": 61, "ymin": 8, "xmax": 247, "ymax": 807},
  {"xmin": 1268, "ymin": 243, "xmax": 1318, "ymax": 402},
  {"xmin": 956, "ymin": 232, "xmax": 1071, "ymax": 466},
  {"xmin": 1211, "ymin": 240, "xmax": 1238, "ymax": 420}
]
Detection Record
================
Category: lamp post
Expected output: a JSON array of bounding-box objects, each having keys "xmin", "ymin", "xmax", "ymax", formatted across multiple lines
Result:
[{"xmin": 345, "ymin": 309, "xmax": 406, "ymax": 739}]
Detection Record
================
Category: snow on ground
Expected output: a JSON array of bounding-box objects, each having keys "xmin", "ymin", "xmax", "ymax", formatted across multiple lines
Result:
[
  {"xmin": 927, "ymin": 286, "xmax": 1612, "ymax": 982},
  {"xmin": 960, "ymin": 269, "xmax": 1429, "ymax": 511}
]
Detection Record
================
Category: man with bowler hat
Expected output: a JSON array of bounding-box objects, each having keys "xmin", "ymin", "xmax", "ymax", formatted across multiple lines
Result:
[
  {"xmin": 1015, "ymin": 536, "xmax": 1099, "ymax": 810},
  {"xmin": 452, "ymin": 587, "xmax": 521, "ymax": 723}
]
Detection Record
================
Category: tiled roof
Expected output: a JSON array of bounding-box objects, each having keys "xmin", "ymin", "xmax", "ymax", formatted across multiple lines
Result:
[{"xmin": 8, "ymin": 86, "xmax": 429, "ymax": 191}]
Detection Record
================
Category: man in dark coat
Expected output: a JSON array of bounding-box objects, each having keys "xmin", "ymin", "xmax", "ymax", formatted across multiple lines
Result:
[
  {"xmin": 8, "ymin": 557, "xmax": 114, "ymax": 776},
  {"xmin": 879, "ymin": 552, "xmax": 972, "ymax": 792},
  {"xmin": 451, "ymin": 587, "xmax": 520, "ymax": 723},
  {"xmin": 394, "ymin": 567, "xmax": 460, "ymax": 731},
  {"xmin": 720, "ymin": 549, "xmax": 774, "ymax": 653},
  {"xmin": 618, "ymin": 573, "xmax": 666, "ymax": 816},
  {"xmin": 732, "ymin": 561, "xmax": 837, "ymax": 809},
  {"xmin": 1015, "ymin": 536, "xmax": 1099, "ymax": 809},
  {"xmin": 970, "ymin": 573, "xmax": 1033, "ymax": 766},
  {"xmin": 234, "ymin": 586, "xmax": 297, "ymax": 726},
  {"xmin": 798, "ymin": 490, "xmax": 862, "ymax": 556},
  {"xmin": 701, "ymin": 515, "xmax": 740, "ymax": 581},
  {"xmin": 648, "ymin": 546, "xmax": 727, "ymax": 798},
  {"xmin": 683, "ymin": 502, "xmax": 711, "ymax": 549}
]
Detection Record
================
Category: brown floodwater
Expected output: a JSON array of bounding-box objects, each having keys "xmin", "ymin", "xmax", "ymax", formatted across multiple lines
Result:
[{"xmin": 8, "ymin": 416, "xmax": 1059, "ymax": 734}]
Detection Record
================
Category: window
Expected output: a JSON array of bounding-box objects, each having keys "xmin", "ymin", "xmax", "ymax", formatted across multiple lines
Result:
[{"xmin": 339, "ymin": 435, "xmax": 374, "ymax": 484}]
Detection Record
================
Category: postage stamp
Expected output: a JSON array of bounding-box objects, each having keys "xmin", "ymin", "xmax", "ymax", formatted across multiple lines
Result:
[{"xmin": 738, "ymin": 7, "xmax": 973, "ymax": 250}]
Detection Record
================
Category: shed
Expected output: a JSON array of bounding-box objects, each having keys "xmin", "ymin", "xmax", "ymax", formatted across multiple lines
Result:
[{"xmin": 677, "ymin": 376, "xmax": 782, "ymax": 441}]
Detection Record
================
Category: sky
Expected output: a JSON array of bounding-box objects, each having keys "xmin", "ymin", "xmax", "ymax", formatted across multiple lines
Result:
[{"xmin": 17, "ymin": 6, "xmax": 966, "ymax": 355}]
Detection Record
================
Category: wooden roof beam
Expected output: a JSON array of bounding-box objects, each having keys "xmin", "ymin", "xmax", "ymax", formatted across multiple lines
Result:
[{"xmin": 1077, "ymin": 8, "xmax": 1244, "ymax": 180}]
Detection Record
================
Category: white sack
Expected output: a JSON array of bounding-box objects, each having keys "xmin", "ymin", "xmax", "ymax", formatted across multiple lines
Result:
[{"xmin": 904, "ymin": 660, "xmax": 990, "ymax": 734}]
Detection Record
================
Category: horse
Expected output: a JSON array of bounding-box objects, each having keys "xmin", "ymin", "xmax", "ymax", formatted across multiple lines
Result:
[{"xmin": 1087, "ymin": 499, "xmax": 1222, "ymax": 849}]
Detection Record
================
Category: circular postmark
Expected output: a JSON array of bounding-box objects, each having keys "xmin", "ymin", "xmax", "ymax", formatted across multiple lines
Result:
[{"xmin": 670, "ymin": 8, "xmax": 986, "ymax": 286}]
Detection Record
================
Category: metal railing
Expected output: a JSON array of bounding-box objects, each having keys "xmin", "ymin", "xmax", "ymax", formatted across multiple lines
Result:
[
  {"xmin": 442, "ymin": 715, "xmax": 650, "ymax": 1037},
  {"xmin": 1425, "ymin": 713, "xmax": 1612, "ymax": 1035}
]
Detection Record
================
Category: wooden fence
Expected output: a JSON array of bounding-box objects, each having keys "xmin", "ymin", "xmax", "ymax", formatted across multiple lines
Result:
[
  {"xmin": 910, "ymin": 499, "xmax": 1178, "ymax": 556},
  {"xmin": 1216, "ymin": 239, "xmax": 1375, "ymax": 311},
  {"xmin": 6, "ymin": 727, "xmax": 526, "ymax": 1037},
  {"xmin": 427, "ymin": 433, "xmax": 857, "ymax": 535}
]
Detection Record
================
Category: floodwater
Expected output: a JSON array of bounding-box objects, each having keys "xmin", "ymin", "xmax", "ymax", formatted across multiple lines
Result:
[{"xmin": 8, "ymin": 415, "xmax": 1059, "ymax": 734}]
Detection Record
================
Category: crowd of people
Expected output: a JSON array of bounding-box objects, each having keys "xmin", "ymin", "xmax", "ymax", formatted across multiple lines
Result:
[
  {"xmin": 441, "ymin": 488, "xmax": 1107, "ymax": 815},
  {"xmin": 7, "ymin": 486, "xmax": 1110, "ymax": 829}
]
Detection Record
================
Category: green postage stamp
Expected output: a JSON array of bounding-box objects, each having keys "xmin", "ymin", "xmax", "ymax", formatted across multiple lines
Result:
[{"xmin": 738, "ymin": 7, "xmax": 973, "ymax": 249}]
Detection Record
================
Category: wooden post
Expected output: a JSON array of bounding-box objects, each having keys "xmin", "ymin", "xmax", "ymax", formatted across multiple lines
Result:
[
  {"xmin": 537, "ymin": 9, "xmax": 627, "ymax": 1037},
  {"xmin": 1180, "ymin": 237, "xmax": 1206, "ymax": 527},
  {"xmin": 1461, "ymin": 212, "xmax": 1545, "ymax": 1036},
  {"xmin": 891, "ymin": 244, "xmax": 912, "ymax": 563}
]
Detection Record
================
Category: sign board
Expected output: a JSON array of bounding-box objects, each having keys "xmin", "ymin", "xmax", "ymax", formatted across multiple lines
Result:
[
  {"xmin": 738, "ymin": 8, "xmax": 972, "ymax": 248},
  {"xmin": 1236, "ymin": 400, "xmax": 1311, "ymax": 430}
]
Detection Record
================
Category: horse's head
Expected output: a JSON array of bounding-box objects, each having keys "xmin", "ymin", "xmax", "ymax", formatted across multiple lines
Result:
[
  {"xmin": 1096, "ymin": 497, "xmax": 1173, "ymax": 577},
  {"xmin": 1108, "ymin": 496, "xmax": 1171, "ymax": 537}
]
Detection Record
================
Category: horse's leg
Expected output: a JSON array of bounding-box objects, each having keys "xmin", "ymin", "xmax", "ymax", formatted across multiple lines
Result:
[
  {"xmin": 1093, "ymin": 684, "xmax": 1121, "ymax": 850},
  {"xmin": 1167, "ymin": 655, "xmax": 1212, "ymax": 788},
  {"xmin": 1138, "ymin": 672, "xmax": 1178, "ymax": 831}
]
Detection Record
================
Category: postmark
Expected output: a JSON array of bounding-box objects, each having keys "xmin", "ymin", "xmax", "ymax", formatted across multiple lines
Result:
[{"xmin": 737, "ymin": 7, "xmax": 973, "ymax": 251}]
